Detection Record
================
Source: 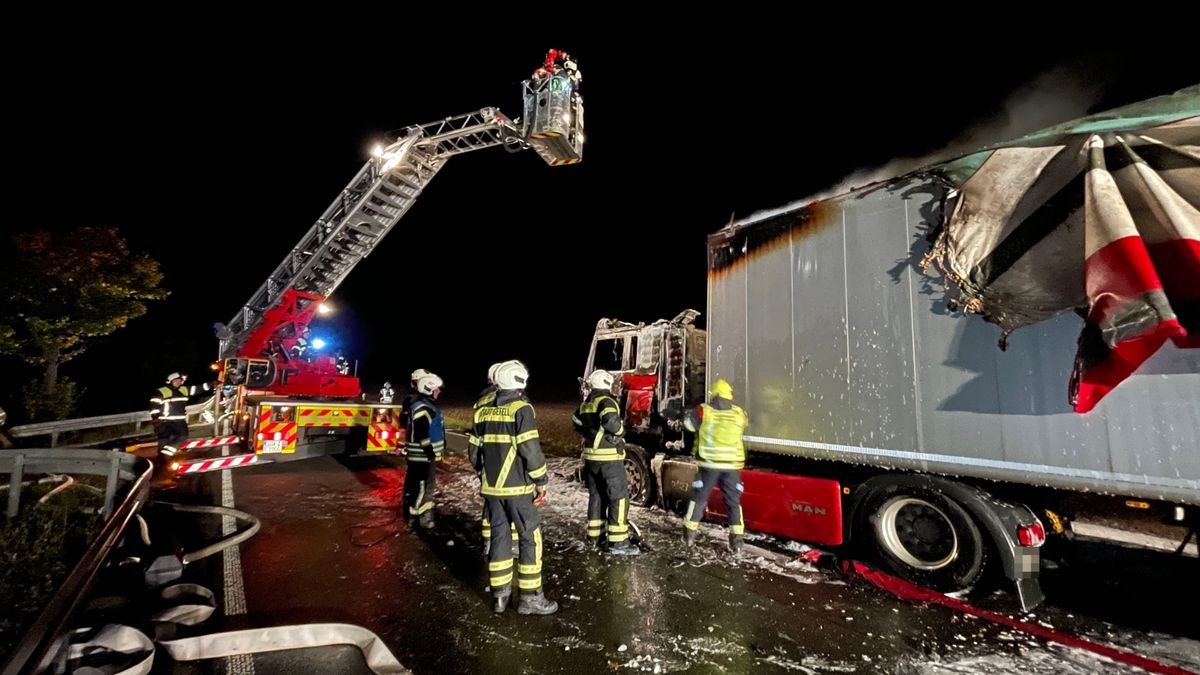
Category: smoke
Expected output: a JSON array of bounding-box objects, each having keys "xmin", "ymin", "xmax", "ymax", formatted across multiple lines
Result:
[{"xmin": 818, "ymin": 65, "xmax": 1108, "ymax": 200}]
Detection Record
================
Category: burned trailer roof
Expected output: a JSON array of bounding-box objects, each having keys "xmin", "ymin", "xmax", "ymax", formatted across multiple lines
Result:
[
  {"xmin": 707, "ymin": 198, "xmax": 849, "ymax": 277},
  {"xmin": 709, "ymin": 86, "xmax": 1199, "ymax": 412}
]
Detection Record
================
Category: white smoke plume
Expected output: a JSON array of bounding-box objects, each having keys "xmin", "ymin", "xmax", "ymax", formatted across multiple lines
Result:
[{"xmin": 822, "ymin": 65, "xmax": 1108, "ymax": 200}]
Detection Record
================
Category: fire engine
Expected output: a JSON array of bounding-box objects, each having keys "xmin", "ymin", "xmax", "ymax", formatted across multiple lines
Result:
[{"xmin": 172, "ymin": 50, "xmax": 585, "ymax": 475}]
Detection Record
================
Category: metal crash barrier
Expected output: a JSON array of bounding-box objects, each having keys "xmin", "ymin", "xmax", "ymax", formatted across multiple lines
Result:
[
  {"xmin": 8, "ymin": 398, "xmax": 215, "ymax": 448},
  {"xmin": 1, "ymin": 449, "xmax": 152, "ymax": 674}
]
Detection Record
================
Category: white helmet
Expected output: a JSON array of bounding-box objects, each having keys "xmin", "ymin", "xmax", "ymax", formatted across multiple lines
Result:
[
  {"xmin": 486, "ymin": 362, "xmax": 503, "ymax": 385},
  {"xmin": 166, "ymin": 372, "xmax": 185, "ymax": 383},
  {"xmin": 494, "ymin": 360, "xmax": 529, "ymax": 391},
  {"xmin": 416, "ymin": 373, "xmax": 443, "ymax": 395},
  {"xmin": 382, "ymin": 381, "xmax": 392, "ymax": 389},
  {"xmin": 410, "ymin": 368, "xmax": 429, "ymax": 382},
  {"xmin": 587, "ymin": 369, "xmax": 614, "ymax": 391}
]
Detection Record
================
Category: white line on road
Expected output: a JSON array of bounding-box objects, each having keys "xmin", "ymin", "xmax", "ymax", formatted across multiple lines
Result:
[{"xmin": 220, "ymin": 446, "xmax": 255, "ymax": 674}]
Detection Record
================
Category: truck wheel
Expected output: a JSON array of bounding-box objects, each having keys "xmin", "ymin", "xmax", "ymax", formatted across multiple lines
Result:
[
  {"xmin": 861, "ymin": 486, "xmax": 988, "ymax": 592},
  {"xmin": 623, "ymin": 444, "xmax": 655, "ymax": 507}
]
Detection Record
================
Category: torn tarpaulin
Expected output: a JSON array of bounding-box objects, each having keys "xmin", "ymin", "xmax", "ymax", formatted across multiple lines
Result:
[
  {"xmin": 1071, "ymin": 133, "xmax": 1199, "ymax": 412},
  {"xmin": 926, "ymin": 86, "xmax": 1199, "ymax": 412}
]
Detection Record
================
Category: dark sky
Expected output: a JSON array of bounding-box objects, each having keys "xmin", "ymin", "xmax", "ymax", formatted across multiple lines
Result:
[{"xmin": 4, "ymin": 25, "xmax": 1196, "ymax": 415}]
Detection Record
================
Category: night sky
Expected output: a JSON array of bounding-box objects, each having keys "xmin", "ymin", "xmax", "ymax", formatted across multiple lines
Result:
[{"xmin": 4, "ymin": 25, "xmax": 1196, "ymax": 416}]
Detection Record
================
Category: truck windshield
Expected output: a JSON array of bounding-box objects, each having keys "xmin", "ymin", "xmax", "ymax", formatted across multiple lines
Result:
[{"xmin": 593, "ymin": 337, "xmax": 635, "ymax": 373}]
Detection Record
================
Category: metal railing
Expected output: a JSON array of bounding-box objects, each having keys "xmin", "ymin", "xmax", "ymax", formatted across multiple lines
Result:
[
  {"xmin": 1, "ymin": 448, "xmax": 153, "ymax": 674},
  {"xmin": 8, "ymin": 399, "xmax": 215, "ymax": 448}
]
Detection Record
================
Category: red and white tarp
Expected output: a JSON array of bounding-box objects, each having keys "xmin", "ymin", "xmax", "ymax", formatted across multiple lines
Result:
[{"xmin": 928, "ymin": 91, "xmax": 1198, "ymax": 412}]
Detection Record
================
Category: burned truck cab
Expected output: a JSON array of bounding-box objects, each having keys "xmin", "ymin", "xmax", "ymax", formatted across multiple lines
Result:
[{"xmin": 582, "ymin": 310, "xmax": 706, "ymax": 505}]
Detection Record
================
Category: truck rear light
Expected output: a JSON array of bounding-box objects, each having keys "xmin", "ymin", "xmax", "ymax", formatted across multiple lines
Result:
[
  {"xmin": 273, "ymin": 432, "xmax": 282, "ymax": 440},
  {"xmin": 256, "ymin": 433, "xmax": 263, "ymax": 441},
  {"xmin": 1017, "ymin": 520, "xmax": 1046, "ymax": 547},
  {"xmin": 381, "ymin": 431, "xmax": 389, "ymax": 440}
]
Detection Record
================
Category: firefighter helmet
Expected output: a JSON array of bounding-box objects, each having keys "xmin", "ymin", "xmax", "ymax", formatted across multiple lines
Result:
[
  {"xmin": 494, "ymin": 361, "xmax": 529, "ymax": 391},
  {"xmin": 487, "ymin": 362, "xmax": 503, "ymax": 385},
  {"xmin": 587, "ymin": 370, "xmax": 614, "ymax": 391},
  {"xmin": 166, "ymin": 372, "xmax": 185, "ymax": 383},
  {"xmin": 416, "ymin": 373, "xmax": 443, "ymax": 395},
  {"xmin": 710, "ymin": 379, "xmax": 734, "ymax": 400},
  {"xmin": 410, "ymin": 368, "xmax": 429, "ymax": 382},
  {"xmin": 383, "ymin": 381, "xmax": 392, "ymax": 389}
]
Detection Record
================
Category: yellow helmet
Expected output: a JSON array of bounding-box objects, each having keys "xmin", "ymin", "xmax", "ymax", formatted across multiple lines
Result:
[{"xmin": 709, "ymin": 379, "xmax": 733, "ymax": 400}]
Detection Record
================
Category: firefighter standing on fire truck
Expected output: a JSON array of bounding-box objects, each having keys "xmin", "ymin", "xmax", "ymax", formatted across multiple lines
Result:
[
  {"xmin": 470, "ymin": 360, "xmax": 557, "ymax": 615},
  {"xmin": 149, "ymin": 372, "xmax": 211, "ymax": 471},
  {"xmin": 573, "ymin": 369, "xmax": 638, "ymax": 555},
  {"xmin": 404, "ymin": 373, "xmax": 445, "ymax": 529},
  {"xmin": 682, "ymin": 378, "xmax": 749, "ymax": 554}
]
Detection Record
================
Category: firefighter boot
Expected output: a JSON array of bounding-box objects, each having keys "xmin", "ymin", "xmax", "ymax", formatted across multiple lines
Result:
[
  {"xmin": 684, "ymin": 529, "xmax": 698, "ymax": 547},
  {"xmin": 608, "ymin": 540, "xmax": 640, "ymax": 556},
  {"xmin": 493, "ymin": 592, "xmax": 511, "ymax": 614},
  {"xmin": 729, "ymin": 534, "xmax": 744, "ymax": 555},
  {"xmin": 419, "ymin": 511, "xmax": 435, "ymax": 530},
  {"xmin": 517, "ymin": 590, "xmax": 559, "ymax": 616}
]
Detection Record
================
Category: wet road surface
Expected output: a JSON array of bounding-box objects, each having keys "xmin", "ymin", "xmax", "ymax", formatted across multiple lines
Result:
[{"xmin": 155, "ymin": 444, "xmax": 1199, "ymax": 674}]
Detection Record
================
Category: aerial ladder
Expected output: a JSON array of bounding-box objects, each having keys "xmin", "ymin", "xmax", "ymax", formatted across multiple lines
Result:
[{"xmin": 174, "ymin": 50, "xmax": 585, "ymax": 473}]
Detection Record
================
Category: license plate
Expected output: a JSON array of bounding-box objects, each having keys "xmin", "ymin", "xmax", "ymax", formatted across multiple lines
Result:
[{"xmin": 262, "ymin": 439, "xmax": 285, "ymax": 453}]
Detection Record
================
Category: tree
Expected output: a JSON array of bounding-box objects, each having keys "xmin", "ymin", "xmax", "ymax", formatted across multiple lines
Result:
[{"xmin": 0, "ymin": 228, "xmax": 168, "ymax": 420}]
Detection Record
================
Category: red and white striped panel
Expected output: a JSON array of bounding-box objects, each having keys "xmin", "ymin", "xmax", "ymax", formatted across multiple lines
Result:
[
  {"xmin": 179, "ymin": 435, "xmax": 241, "ymax": 450},
  {"xmin": 177, "ymin": 454, "xmax": 259, "ymax": 474}
]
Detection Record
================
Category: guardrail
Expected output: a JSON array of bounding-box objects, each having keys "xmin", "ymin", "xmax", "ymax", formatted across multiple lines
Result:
[
  {"xmin": 1, "ymin": 449, "xmax": 153, "ymax": 674},
  {"xmin": 8, "ymin": 399, "xmax": 215, "ymax": 448}
]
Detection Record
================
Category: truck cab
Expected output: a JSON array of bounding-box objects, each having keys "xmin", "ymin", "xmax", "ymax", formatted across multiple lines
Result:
[{"xmin": 582, "ymin": 309, "xmax": 706, "ymax": 504}]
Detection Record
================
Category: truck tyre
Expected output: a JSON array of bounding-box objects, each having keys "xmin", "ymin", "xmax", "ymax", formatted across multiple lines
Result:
[
  {"xmin": 860, "ymin": 484, "xmax": 989, "ymax": 592},
  {"xmin": 623, "ymin": 444, "xmax": 656, "ymax": 507}
]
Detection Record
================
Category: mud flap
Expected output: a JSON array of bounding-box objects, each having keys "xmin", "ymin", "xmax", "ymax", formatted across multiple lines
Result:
[{"xmin": 1015, "ymin": 576, "xmax": 1045, "ymax": 613}]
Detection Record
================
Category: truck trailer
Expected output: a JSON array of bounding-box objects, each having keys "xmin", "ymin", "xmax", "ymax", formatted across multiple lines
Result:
[{"xmin": 584, "ymin": 87, "xmax": 1199, "ymax": 610}]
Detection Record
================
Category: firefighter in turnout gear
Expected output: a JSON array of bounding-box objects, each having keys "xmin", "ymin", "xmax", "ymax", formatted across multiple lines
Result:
[
  {"xmin": 398, "ymin": 368, "xmax": 430, "ymax": 432},
  {"xmin": 475, "ymin": 362, "xmax": 515, "ymax": 555},
  {"xmin": 379, "ymin": 381, "xmax": 395, "ymax": 404},
  {"xmin": 682, "ymin": 379, "xmax": 749, "ymax": 554},
  {"xmin": 404, "ymin": 373, "xmax": 446, "ymax": 529},
  {"xmin": 470, "ymin": 361, "xmax": 557, "ymax": 615},
  {"xmin": 474, "ymin": 362, "xmax": 502, "ymax": 410},
  {"xmin": 573, "ymin": 370, "xmax": 638, "ymax": 555},
  {"xmin": 149, "ymin": 372, "xmax": 212, "ymax": 471},
  {"xmin": 290, "ymin": 327, "xmax": 313, "ymax": 360}
]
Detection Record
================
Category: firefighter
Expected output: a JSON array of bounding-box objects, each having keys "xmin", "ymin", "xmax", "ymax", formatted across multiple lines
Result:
[
  {"xmin": 404, "ymin": 373, "xmax": 445, "ymax": 528},
  {"xmin": 474, "ymin": 361, "xmax": 510, "ymax": 555},
  {"xmin": 573, "ymin": 369, "xmax": 638, "ymax": 555},
  {"xmin": 290, "ymin": 328, "xmax": 312, "ymax": 360},
  {"xmin": 470, "ymin": 360, "xmax": 557, "ymax": 615},
  {"xmin": 682, "ymin": 379, "xmax": 749, "ymax": 554},
  {"xmin": 398, "ymin": 367, "xmax": 430, "ymax": 432},
  {"xmin": 475, "ymin": 361, "xmax": 524, "ymax": 554},
  {"xmin": 335, "ymin": 351, "xmax": 350, "ymax": 375},
  {"xmin": 473, "ymin": 362, "xmax": 503, "ymax": 410},
  {"xmin": 379, "ymin": 381, "xmax": 395, "ymax": 404},
  {"xmin": 149, "ymin": 372, "xmax": 212, "ymax": 471}
]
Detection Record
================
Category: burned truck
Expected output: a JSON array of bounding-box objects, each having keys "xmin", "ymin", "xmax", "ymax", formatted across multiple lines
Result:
[{"xmin": 582, "ymin": 87, "xmax": 1199, "ymax": 609}]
